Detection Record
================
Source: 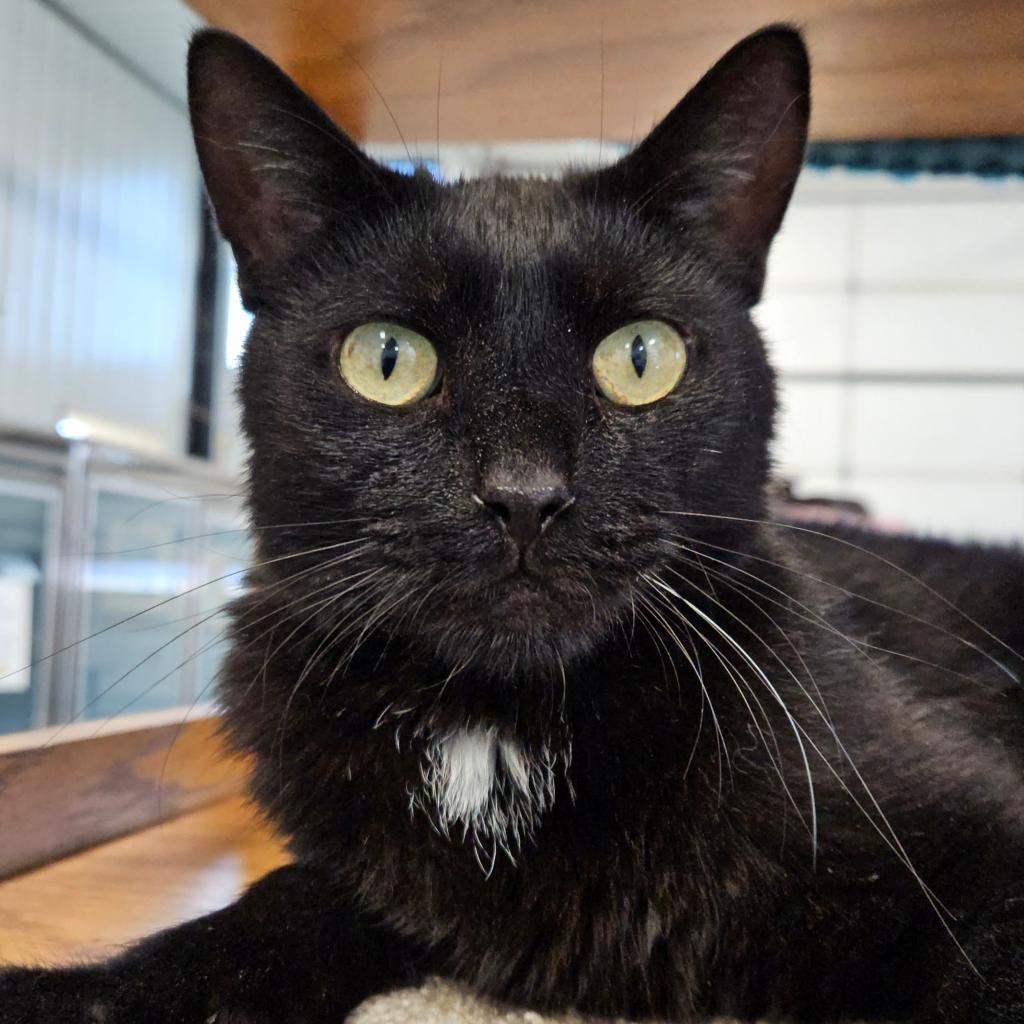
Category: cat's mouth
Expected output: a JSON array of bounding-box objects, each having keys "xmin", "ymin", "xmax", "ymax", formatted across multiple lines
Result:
[
  {"xmin": 404, "ymin": 559, "xmax": 631, "ymax": 678},
  {"xmin": 489, "ymin": 574, "xmax": 559, "ymax": 630},
  {"xmin": 437, "ymin": 563, "xmax": 622, "ymax": 643}
]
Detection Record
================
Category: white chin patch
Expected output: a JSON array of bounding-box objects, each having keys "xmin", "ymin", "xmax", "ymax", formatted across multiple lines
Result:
[{"xmin": 411, "ymin": 726, "xmax": 562, "ymax": 873}]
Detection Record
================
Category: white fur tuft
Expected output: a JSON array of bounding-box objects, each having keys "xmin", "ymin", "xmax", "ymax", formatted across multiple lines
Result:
[
  {"xmin": 437, "ymin": 727, "xmax": 499, "ymax": 823},
  {"xmin": 410, "ymin": 726, "xmax": 564, "ymax": 874}
]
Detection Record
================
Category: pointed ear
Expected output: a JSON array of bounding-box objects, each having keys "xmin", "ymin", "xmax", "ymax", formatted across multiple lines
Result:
[
  {"xmin": 599, "ymin": 25, "xmax": 810, "ymax": 306},
  {"xmin": 188, "ymin": 30, "xmax": 409, "ymax": 310}
]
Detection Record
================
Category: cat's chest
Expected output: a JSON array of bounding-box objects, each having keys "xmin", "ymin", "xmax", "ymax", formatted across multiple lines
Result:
[{"xmin": 407, "ymin": 726, "xmax": 566, "ymax": 870}]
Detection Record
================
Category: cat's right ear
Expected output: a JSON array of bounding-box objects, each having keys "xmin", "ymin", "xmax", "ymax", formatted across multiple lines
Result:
[
  {"xmin": 188, "ymin": 30, "xmax": 408, "ymax": 310},
  {"xmin": 594, "ymin": 25, "xmax": 810, "ymax": 307}
]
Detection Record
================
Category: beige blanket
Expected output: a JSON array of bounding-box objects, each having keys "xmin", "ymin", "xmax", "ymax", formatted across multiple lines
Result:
[{"xmin": 349, "ymin": 978, "xmax": 738, "ymax": 1024}]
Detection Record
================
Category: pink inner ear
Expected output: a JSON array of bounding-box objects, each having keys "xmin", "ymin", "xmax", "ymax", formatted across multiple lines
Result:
[
  {"xmin": 190, "ymin": 30, "xmax": 423, "ymax": 311},
  {"xmin": 714, "ymin": 92, "xmax": 809, "ymax": 265},
  {"xmin": 189, "ymin": 31, "xmax": 358, "ymax": 308},
  {"xmin": 589, "ymin": 27, "xmax": 809, "ymax": 307},
  {"xmin": 248, "ymin": 176, "xmax": 326, "ymax": 270},
  {"xmin": 195, "ymin": 126, "xmax": 329, "ymax": 308},
  {"xmin": 194, "ymin": 99, "xmax": 328, "ymax": 280}
]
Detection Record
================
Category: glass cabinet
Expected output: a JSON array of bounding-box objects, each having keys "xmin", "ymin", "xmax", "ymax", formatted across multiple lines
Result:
[
  {"xmin": 0, "ymin": 436, "xmax": 247, "ymax": 735},
  {"xmin": 0, "ymin": 473, "xmax": 59, "ymax": 734},
  {"xmin": 80, "ymin": 489, "xmax": 196, "ymax": 721}
]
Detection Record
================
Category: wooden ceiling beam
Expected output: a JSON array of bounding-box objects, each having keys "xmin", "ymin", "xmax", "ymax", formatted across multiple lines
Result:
[{"xmin": 185, "ymin": 0, "xmax": 1024, "ymax": 143}]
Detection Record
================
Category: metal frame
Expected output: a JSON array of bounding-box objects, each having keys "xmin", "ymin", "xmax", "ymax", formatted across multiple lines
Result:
[{"xmin": 51, "ymin": 442, "xmax": 92, "ymax": 724}]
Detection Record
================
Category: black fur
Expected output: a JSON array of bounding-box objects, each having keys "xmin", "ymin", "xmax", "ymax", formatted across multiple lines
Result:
[{"xmin": 3, "ymin": 24, "xmax": 1022, "ymax": 1024}]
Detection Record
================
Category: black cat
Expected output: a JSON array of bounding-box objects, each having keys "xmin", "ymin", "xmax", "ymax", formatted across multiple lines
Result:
[{"xmin": 3, "ymin": 23, "xmax": 1023, "ymax": 1024}]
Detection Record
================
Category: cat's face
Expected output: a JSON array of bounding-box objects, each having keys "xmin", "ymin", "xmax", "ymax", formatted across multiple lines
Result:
[{"xmin": 189, "ymin": 26, "xmax": 809, "ymax": 679}]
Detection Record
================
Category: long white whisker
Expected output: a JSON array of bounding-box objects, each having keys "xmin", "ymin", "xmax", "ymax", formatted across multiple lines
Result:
[
  {"xmin": 660, "ymin": 509, "xmax": 1020, "ymax": 684},
  {"xmin": 42, "ymin": 544, "xmax": 374, "ymax": 745},
  {"xmin": 634, "ymin": 590, "xmax": 730, "ymax": 797},
  {"xmin": 667, "ymin": 539, "xmax": 995, "ymax": 692},
  {"xmin": 645, "ymin": 572, "xmax": 819, "ymax": 861},
  {"xmin": 644, "ymin": 583, "xmax": 797, "ymax": 821},
  {"xmin": 0, "ymin": 535, "xmax": 372, "ymax": 690},
  {"xmin": 94, "ymin": 516, "xmax": 373, "ymax": 557},
  {"xmin": 646, "ymin": 563, "xmax": 979, "ymax": 973}
]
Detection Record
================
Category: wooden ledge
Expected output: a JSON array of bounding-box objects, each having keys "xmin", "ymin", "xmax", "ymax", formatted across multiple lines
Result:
[{"xmin": 0, "ymin": 797, "xmax": 288, "ymax": 967}]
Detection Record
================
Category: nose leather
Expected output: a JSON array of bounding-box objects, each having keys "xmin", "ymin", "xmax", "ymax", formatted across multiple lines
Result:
[{"xmin": 476, "ymin": 463, "xmax": 574, "ymax": 553}]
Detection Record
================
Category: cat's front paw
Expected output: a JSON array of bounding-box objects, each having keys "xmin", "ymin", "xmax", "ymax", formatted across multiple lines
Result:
[
  {"xmin": 0, "ymin": 965, "xmax": 226, "ymax": 1024},
  {"xmin": 0, "ymin": 967, "xmax": 307, "ymax": 1024},
  {"xmin": 0, "ymin": 966, "xmax": 109, "ymax": 1024}
]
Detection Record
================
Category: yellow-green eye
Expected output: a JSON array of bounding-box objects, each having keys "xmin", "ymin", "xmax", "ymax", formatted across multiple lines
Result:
[
  {"xmin": 339, "ymin": 322, "xmax": 439, "ymax": 406},
  {"xmin": 592, "ymin": 320, "xmax": 689, "ymax": 406}
]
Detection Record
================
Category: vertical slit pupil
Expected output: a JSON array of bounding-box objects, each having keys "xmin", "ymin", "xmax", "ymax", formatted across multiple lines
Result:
[
  {"xmin": 630, "ymin": 334, "xmax": 647, "ymax": 378},
  {"xmin": 381, "ymin": 336, "xmax": 399, "ymax": 380}
]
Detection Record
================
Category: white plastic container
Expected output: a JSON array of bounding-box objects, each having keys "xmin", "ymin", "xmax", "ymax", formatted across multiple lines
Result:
[{"xmin": 0, "ymin": 557, "xmax": 41, "ymax": 694}]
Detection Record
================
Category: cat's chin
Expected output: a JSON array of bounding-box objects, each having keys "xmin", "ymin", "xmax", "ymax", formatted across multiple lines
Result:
[
  {"xmin": 411, "ymin": 577, "xmax": 626, "ymax": 681},
  {"xmin": 425, "ymin": 622, "xmax": 605, "ymax": 682}
]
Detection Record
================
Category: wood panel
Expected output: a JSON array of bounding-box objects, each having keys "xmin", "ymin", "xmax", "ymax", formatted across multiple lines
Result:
[
  {"xmin": 0, "ymin": 710, "xmax": 248, "ymax": 880},
  {"xmin": 0, "ymin": 798, "xmax": 288, "ymax": 966},
  {"xmin": 185, "ymin": 0, "xmax": 1024, "ymax": 144}
]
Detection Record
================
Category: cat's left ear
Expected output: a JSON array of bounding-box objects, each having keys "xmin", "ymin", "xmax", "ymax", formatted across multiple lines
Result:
[
  {"xmin": 188, "ymin": 30, "xmax": 414, "ymax": 310},
  {"xmin": 597, "ymin": 25, "xmax": 810, "ymax": 305}
]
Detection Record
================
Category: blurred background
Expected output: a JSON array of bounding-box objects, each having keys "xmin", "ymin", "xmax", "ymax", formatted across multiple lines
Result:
[{"xmin": 1, "ymin": 0, "xmax": 1023, "ymax": 739}]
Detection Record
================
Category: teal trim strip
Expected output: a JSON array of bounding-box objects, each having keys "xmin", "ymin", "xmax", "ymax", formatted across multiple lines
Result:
[{"xmin": 806, "ymin": 137, "xmax": 1024, "ymax": 179}]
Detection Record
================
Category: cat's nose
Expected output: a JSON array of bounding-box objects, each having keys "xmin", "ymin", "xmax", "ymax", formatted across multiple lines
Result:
[{"xmin": 475, "ymin": 465, "xmax": 575, "ymax": 553}]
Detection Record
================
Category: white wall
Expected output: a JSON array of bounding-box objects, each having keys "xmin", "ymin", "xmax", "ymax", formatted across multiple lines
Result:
[
  {"xmin": 0, "ymin": 0, "xmax": 202, "ymax": 456},
  {"xmin": 48, "ymin": 0, "xmax": 202, "ymax": 106},
  {"xmin": 761, "ymin": 169, "xmax": 1024, "ymax": 544}
]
